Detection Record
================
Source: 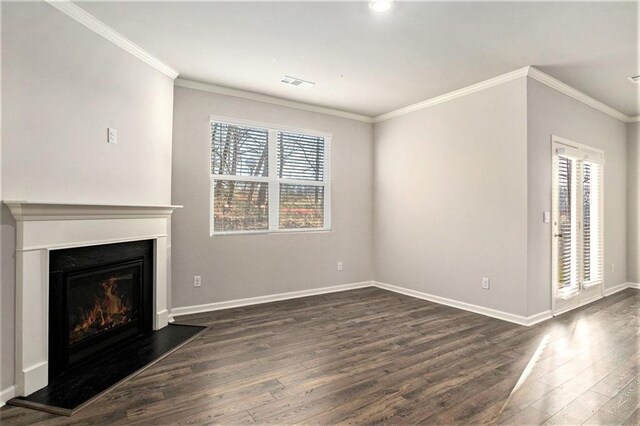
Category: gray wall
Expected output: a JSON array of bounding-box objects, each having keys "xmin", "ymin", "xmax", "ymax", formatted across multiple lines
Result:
[
  {"xmin": 373, "ymin": 78, "xmax": 529, "ymax": 316},
  {"xmin": 1, "ymin": 2, "xmax": 174, "ymax": 391},
  {"xmin": 171, "ymin": 87, "xmax": 373, "ymax": 309},
  {"xmin": 526, "ymin": 78, "xmax": 628, "ymax": 315},
  {"xmin": 628, "ymin": 122, "xmax": 639, "ymax": 283}
]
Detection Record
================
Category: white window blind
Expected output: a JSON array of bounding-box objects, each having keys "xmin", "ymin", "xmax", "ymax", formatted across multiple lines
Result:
[{"xmin": 210, "ymin": 119, "xmax": 331, "ymax": 235}]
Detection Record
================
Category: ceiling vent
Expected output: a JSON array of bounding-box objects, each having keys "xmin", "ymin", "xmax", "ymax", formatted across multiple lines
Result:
[
  {"xmin": 629, "ymin": 75, "xmax": 640, "ymax": 83},
  {"xmin": 280, "ymin": 76, "xmax": 315, "ymax": 89}
]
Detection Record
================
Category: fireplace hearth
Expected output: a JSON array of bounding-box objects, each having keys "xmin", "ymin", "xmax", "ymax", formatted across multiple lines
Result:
[{"xmin": 49, "ymin": 240, "xmax": 154, "ymax": 380}]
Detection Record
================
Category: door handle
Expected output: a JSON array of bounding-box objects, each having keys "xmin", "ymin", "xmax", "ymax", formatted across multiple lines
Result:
[{"xmin": 554, "ymin": 233, "xmax": 563, "ymax": 238}]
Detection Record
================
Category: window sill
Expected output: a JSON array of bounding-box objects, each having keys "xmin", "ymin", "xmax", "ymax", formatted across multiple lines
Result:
[{"xmin": 211, "ymin": 228, "xmax": 331, "ymax": 237}]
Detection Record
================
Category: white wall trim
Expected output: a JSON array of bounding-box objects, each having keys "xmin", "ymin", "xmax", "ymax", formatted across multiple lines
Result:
[
  {"xmin": 0, "ymin": 386, "xmax": 16, "ymax": 408},
  {"xmin": 171, "ymin": 281, "xmax": 374, "ymax": 317},
  {"xmin": 604, "ymin": 282, "xmax": 630, "ymax": 296},
  {"xmin": 44, "ymin": 0, "xmax": 179, "ymax": 79},
  {"xmin": 373, "ymin": 281, "xmax": 552, "ymax": 326},
  {"xmin": 373, "ymin": 66, "xmax": 634, "ymax": 124},
  {"xmin": 171, "ymin": 279, "xmax": 554, "ymax": 327},
  {"xmin": 526, "ymin": 67, "xmax": 632, "ymax": 123},
  {"xmin": 175, "ymin": 78, "xmax": 374, "ymax": 124},
  {"xmin": 372, "ymin": 67, "xmax": 531, "ymax": 123},
  {"xmin": 170, "ymin": 280, "xmax": 640, "ymax": 329}
]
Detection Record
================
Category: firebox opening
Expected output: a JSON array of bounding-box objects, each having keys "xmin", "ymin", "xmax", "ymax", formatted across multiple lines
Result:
[{"xmin": 49, "ymin": 240, "xmax": 154, "ymax": 381}]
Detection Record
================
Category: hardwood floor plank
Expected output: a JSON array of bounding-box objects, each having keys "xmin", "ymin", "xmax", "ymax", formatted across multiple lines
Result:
[{"xmin": 1, "ymin": 286, "xmax": 638, "ymax": 425}]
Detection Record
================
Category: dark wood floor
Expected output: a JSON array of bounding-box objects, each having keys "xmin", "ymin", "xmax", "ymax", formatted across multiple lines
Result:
[{"xmin": 1, "ymin": 286, "xmax": 639, "ymax": 425}]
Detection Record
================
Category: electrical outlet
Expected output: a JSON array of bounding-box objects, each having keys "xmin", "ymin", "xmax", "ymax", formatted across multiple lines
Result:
[
  {"xmin": 482, "ymin": 277, "xmax": 490, "ymax": 290},
  {"xmin": 107, "ymin": 128, "xmax": 117, "ymax": 144},
  {"xmin": 337, "ymin": 261, "xmax": 343, "ymax": 271},
  {"xmin": 193, "ymin": 275, "xmax": 202, "ymax": 287}
]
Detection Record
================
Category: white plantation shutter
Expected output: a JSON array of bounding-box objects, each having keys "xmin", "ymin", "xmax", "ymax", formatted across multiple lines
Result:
[
  {"xmin": 582, "ymin": 160, "xmax": 604, "ymax": 287},
  {"xmin": 552, "ymin": 140, "xmax": 604, "ymax": 298},
  {"xmin": 553, "ymin": 154, "xmax": 579, "ymax": 295},
  {"xmin": 210, "ymin": 118, "xmax": 331, "ymax": 234}
]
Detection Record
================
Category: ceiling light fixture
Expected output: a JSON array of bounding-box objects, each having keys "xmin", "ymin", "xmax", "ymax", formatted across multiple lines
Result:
[
  {"xmin": 629, "ymin": 75, "xmax": 640, "ymax": 83},
  {"xmin": 369, "ymin": 0, "xmax": 393, "ymax": 13}
]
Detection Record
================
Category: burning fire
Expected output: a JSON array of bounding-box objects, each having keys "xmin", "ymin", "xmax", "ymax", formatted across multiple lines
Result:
[{"xmin": 70, "ymin": 277, "xmax": 131, "ymax": 344}]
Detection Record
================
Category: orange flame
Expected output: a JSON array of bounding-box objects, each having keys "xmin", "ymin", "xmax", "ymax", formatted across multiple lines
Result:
[{"xmin": 70, "ymin": 277, "xmax": 131, "ymax": 344}]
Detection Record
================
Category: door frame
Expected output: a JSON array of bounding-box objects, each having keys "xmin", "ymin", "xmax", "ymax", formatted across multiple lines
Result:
[{"xmin": 550, "ymin": 135, "xmax": 605, "ymax": 316}]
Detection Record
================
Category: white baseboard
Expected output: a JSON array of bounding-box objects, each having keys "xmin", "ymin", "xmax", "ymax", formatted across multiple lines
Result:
[
  {"xmin": 0, "ymin": 385, "xmax": 16, "ymax": 408},
  {"xmin": 525, "ymin": 310, "xmax": 554, "ymax": 326},
  {"xmin": 604, "ymin": 282, "xmax": 629, "ymax": 296},
  {"xmin": 171, "ymin": 281, "xmax": 374, "ymax": 317},
  {"xmin": 373, "ymin": 281, "xmax": 551, "ymax": 326},
  {"xmin": 170, "ymin": 280, "xmax": 639, "ymax": 327}
]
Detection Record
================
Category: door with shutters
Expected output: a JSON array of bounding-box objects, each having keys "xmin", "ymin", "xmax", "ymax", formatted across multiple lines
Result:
[{"xmin": 551, "ymin": 137, "xmax": 604, "ymax": 315}]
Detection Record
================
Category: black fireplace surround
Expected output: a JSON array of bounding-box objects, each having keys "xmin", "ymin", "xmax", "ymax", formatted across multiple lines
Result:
[{"xmin": 48, "ymin": 240, "xmax": 154, "ymax": 380}]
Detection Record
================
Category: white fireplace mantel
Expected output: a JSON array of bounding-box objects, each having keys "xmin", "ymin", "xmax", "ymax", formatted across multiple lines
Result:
[{"xmin": 5, "ymin": 201, "xmax": 181, "ymax": 396}]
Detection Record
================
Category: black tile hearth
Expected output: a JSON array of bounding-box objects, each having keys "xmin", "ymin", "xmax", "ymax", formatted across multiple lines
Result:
[{"xmin": 8, "ymin": 324, "xmax": 207, "ymax": 416}]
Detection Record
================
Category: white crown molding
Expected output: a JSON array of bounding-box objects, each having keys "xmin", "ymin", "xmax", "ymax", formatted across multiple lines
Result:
[
  {"xmin": 372, "ymin": 67, "xmax": 531, "ymax": 123},
  {"xmin": 171, "ymin": 281, "xmax": 374, "ymax": 317},
  {"xmin": 38, "ymin": 2, "xmax": 639, "ymax": 126},
  {"xmin": 373, "ymin": 66, "xmax": 635, "ymax": 123},
  {"xmin": 174, "ymin": 78, "xmax": 374, "ymax": 124},
  {"xmin": 526, "ymin": 67, "xmax": 632, "ymax": 123},
  {"xmin": 4, "ymin": 201, "xmax": 182, "ymax": 221},
  {"xmin": 44, "ymin": 0, "xmax": 179, "ymax": 79}
]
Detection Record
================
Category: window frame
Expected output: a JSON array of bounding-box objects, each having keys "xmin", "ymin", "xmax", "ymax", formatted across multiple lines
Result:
[{"xmin": 209, "ymin": 115, "xmax": 332, "ymax": 236}]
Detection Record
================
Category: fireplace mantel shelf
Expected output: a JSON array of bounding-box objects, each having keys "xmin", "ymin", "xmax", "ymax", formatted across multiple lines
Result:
[{"xmin": 4, "ymin": 201, "xmax": 182, "ymax": 221}]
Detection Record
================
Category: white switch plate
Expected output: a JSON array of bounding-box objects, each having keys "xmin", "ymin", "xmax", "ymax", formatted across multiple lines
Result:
[
  {"xmin": 337, "ymin": 261, "xmax": 343, "ymax": 271},
  {"xmin": 107, "ymin": 128, "xmax": 117, "ymax": 144},
  {"xmin": 482, "ymin": 277, "xmax": 490, "ymax": 289},
  {"xmin": 193, "ymin": 275, "xmax": 202, "ymax": 287},
  {"xmin": 543, "ymin": 211, "xmax": 550, "ymax": 223}
]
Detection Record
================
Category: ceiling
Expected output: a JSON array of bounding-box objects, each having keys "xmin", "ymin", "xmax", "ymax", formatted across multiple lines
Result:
[{"xmin": 77, "ymin": 1, "xmax": 639, "ymax": 118}]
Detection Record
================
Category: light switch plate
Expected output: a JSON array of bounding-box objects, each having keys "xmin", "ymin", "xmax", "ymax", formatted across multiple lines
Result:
[
  {"xmin": 107, "ymin": 128, "xmax": 117, "ymax": 144},
  {"xmin": 543, "ymin": 211, "xmax": 550, "ymax": 223}
]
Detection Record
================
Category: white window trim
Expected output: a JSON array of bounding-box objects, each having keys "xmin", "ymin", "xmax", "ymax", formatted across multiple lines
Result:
[{"xmin": 209, "ymin": 116, "xmax": 332, "ymax": 236}]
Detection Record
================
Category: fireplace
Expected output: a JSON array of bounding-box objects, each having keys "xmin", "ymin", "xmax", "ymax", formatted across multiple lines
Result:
[
  {"xmin": 49, "ymin": 240, "xmax": 154, "ymax": 380},
  {"xmin": 5, "ymin": 201, "xmax": 178, "ymax": 396}
]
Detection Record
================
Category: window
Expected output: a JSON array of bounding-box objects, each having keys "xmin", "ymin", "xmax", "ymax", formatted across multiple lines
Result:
[{"xmin": 210, "ymin": 118, "xmax": 331, "ymax": 235}]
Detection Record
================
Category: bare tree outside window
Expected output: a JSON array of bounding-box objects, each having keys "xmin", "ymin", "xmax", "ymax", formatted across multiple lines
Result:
[{"xmin": 211, "ymin": 121, "xmax": 330, "ymax": 234}]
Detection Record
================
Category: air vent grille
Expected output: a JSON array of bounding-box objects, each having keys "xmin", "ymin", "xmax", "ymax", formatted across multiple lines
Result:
[{"xmin": 280, "ymin": 76, "xmax": 315, "ymax": 89}]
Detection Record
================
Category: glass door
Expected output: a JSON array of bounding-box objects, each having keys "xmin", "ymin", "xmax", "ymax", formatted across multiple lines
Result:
[{"xmin": 552, "ymin": 138, "xmax": 604, "ymax": 315}]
